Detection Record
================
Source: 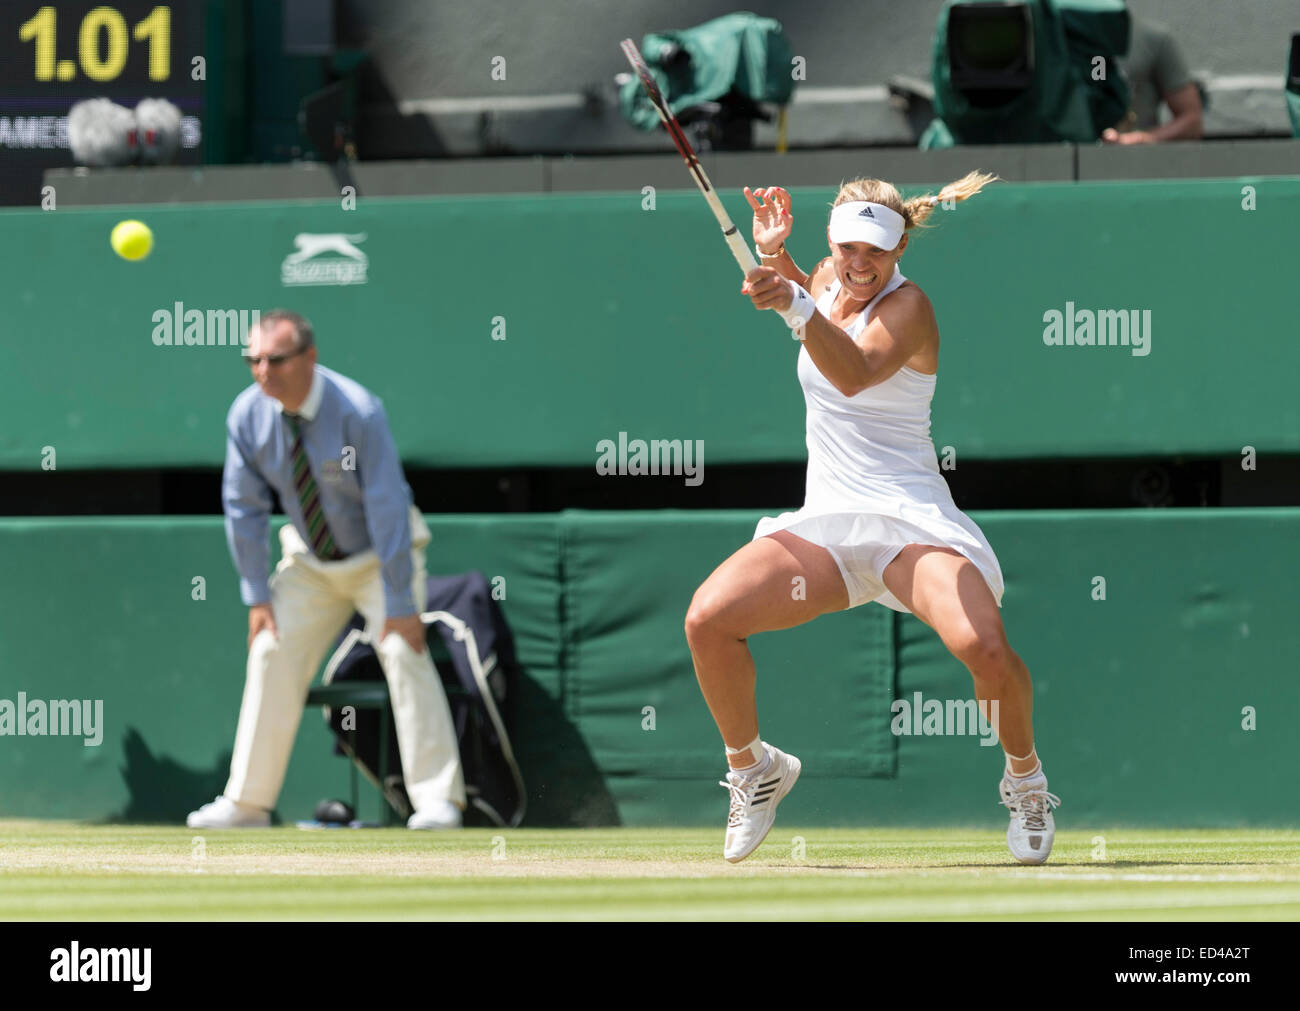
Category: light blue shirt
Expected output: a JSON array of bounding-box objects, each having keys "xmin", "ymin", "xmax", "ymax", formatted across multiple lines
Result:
[{"xmin": 223, "ymin": 364, "xmax": 420, "ymax": 617}]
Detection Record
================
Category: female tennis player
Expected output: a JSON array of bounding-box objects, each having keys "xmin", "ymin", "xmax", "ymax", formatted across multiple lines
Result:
[{"xmin": 684, "ymin": 171, "xmax": 1059, "ymax": 864}]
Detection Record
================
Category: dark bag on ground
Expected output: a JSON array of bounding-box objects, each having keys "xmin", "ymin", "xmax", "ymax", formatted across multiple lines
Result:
[{"xmin": 319, "ymin": 571, "xmax": 526, "ymax": 827}]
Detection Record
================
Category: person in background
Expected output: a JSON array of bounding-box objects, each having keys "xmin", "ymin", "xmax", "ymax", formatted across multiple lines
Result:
[
  {"xmin": 1103, "ymin": 16, "xmax": 1204, "ymax": 144},
  {"xmin": 187, "ymin": 310, "xmax": 465, "ymax": 831}
]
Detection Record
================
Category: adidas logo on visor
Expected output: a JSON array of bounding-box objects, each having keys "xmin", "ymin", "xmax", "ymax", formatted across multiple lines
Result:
[{"xmin": 859, "ymin": 206, "xmax": 875, "ymax": 218}]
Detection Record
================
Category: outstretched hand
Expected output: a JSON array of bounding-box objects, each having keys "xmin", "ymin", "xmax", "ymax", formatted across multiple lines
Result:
[{"xmin": 744, "ymin": 186, "xmax": 793, "ymax": 253}]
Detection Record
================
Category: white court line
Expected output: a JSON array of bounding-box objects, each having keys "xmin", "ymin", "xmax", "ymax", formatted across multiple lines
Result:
[{"xmin": 1025, "ymin": 872, "xmax": 1298, "ymax": 883}]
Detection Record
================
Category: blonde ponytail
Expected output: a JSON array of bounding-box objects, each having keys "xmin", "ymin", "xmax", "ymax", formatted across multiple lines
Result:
[{"xmin": 833, "ymin": 170, "xmax": 1000, "ymax": 234}]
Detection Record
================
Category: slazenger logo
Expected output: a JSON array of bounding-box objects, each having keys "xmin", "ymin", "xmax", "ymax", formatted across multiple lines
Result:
[{"xmin": 281, "ymin": 232, "xmax": 369, "ymax": 287}]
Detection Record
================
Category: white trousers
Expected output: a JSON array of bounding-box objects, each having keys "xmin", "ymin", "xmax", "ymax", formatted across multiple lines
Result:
[{"xmin": 224, "ymin": 507, "xmax": 465, "ymax": 813}]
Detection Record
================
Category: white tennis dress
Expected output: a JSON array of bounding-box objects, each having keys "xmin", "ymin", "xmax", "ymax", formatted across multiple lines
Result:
[{"xmin": 753, "ymin": 265, "xmax": 1004, "ymax": 612}]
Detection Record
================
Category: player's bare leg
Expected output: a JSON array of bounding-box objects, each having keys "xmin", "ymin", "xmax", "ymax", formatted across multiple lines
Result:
[
  {"xmin": 882, "ymin": 545, "xmax": 1032, "ymax": 758},
  {"xmin": 883, "ymin": 544, "xmax": 1059, "ymax": 863},
  {"xmin": 686, "ymin": 530, "xmax": 848, "ymax": 762},
  {"xmin": 685, "ymin": 530, "xmax": 848, "ymax": 860}
]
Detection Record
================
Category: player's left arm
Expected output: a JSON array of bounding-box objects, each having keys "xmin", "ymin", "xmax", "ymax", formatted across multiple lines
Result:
[{"xmin": 801, "ymin": 286, "xmax": 937, "ymax": 397}]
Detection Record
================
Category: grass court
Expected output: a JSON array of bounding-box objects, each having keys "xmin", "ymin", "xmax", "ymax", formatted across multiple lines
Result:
[{"xmin": 3, "ymin": 822, "xmax": 1298, "ymax": 920}]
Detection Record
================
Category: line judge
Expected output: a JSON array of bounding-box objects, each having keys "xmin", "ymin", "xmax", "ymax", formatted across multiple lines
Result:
[{"xmin": 187, "ymin": 309, "xmax": 465, "ymax": 830}]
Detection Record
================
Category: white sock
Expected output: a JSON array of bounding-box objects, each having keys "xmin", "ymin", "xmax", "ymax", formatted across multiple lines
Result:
[
  {"xmin": 1004, "ymin": 746, "xmax": 1042, "ymax": 781},
  {"xmin": 734, "ymin": 752, "xmax": 771, "ymax": 779},
  {"xmin": 726, "ymin": 736, "xmax": 768, "ymax": 777}
]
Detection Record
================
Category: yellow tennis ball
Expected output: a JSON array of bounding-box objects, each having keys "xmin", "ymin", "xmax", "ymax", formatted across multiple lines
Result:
[{"xmin": 111, "ymin": 220, "xmax": 153, "ymax": 261}]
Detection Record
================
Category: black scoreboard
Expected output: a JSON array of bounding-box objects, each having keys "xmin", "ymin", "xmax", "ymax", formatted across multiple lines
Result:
[{"xmin": 0, "ymin": 2, "xmax": 208, "ymax": 203}]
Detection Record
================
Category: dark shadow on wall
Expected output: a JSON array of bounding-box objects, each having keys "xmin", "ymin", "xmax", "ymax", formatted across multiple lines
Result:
[
  {"xmin": 105, "ymin": 682, "xmax": 619, "ymax": 828},
  {"xmin": 311, "ymin": 665, "xmax": 621, "ymax": 827},
  {"xmin": 353, "ymin": 64, "xmax": 452, "ymax": 160},
  {"xmin": 106, "ymin": 728, "xmax": 231, "ymax": 824},
  {"xmin": 513, "ymin": 672, "xmax": 621, "ymax": 828},
  {"xmin": 319, "ymin": 601, "xmax": 621, "ymax": 828}
]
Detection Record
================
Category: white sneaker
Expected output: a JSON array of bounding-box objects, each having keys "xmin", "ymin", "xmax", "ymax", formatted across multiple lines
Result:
[
  {"xmin": 999, "ymin": 772, "xmax": 1060, "ymax": 864},
  {"xmin": 186, "ymin": 795, "xmax": 270, "ymax": 829},
  {"xmin": 720, "ymin": 742, "xmax": 801, "ymax": 863},
  {"xmin": 407, "ymin": 800, "xmax": 463, "ymax": 830}
]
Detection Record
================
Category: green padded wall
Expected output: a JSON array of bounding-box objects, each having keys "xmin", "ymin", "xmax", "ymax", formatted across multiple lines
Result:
[
  {"xmin": 561, "ymin": 512, "xmax": 895, "ymax": 777},
  {"xmin": 2, "ymin": 177, "xmax": 1297, "ymax": 470},
  {"xmin": 2, "ymin": 510, "xmax": 1296, "ymax": 827},
  {"xmin": 886, "ymin": 509, "xmax": 1300, "ymax": 827}
]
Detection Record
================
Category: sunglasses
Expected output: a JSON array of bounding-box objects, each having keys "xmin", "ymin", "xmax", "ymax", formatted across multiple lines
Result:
[{"xmin": 244, "ymin": 345, "xmax": 308, "ymax": 368}]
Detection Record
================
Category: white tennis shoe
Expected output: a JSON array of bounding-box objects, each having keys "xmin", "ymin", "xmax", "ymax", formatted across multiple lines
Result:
[
  {"xmin": 407, "ymin": 800, "xmax": 463, "ymax": 830},
  {"xmin": 720, "ymin": 742, "xmax": 801, "ymax": 863},
  {"xmin": 185, "ymin": 795, "xmax": 270, "ymax": 829},
  {"xmin": 999, "ymin": 772, "xmax": 1060, "ymax": 864}
]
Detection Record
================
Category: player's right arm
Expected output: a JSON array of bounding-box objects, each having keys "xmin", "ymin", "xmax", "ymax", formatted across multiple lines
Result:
[
  {"xmin": 222, "ymin": 408, "xmax": 278, "ymax": 647},
  {"xmin": 744, "ymin": 186, "xmax": 812, "ymax": 289}
]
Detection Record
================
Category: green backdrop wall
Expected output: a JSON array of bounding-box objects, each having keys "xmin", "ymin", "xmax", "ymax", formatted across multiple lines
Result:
[
  {"xmin": 2, "ymin": 177, "xmax": 1298, "ymax": 471},
  {"xmin": 2, "ymin": 509, "xmax": 1296, "ymax": 827}
]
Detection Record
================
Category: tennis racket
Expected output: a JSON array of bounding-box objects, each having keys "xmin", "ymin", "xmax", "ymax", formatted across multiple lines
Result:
[{"xmin": 620, "ymin": 37, "xmax": 761, "ymax": 277}]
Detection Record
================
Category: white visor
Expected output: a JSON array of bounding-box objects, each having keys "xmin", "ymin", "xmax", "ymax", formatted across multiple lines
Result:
[{"xmin": 827, "ymin": 201, "xmax": 905, "ymax": 251}]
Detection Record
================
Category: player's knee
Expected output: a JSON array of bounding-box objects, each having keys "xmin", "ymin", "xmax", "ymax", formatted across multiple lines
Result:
[
  {"xmin": 947, "ymin": 623, "xmax": 1011, "ymax": 674},
  {"xmin": 684, "ymin": 588, "xmax": 732, "ymax": 647},
  {"xmin": 684, "ymin": 595, "xmax": 712, "ymax": 647}
]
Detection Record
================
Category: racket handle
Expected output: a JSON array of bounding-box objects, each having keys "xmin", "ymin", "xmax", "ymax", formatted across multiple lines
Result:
[
  {"xmin": 728, "ymin": 227, "xmax": 810, "ymax": 331},
  {"xmin": 724, "ymin": 226, "xmax": 759, "ymax": 274}
]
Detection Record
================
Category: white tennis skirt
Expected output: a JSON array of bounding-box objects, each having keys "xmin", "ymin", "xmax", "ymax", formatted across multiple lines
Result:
[{"xmin": 753, "ymin": 502, "xmax": 1005, "ymax": 613}]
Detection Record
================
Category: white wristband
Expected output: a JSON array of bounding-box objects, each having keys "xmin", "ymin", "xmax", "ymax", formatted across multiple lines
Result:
[{"xmin": 779, "ymin": 281, "xmax": 816, "ymax": 339}]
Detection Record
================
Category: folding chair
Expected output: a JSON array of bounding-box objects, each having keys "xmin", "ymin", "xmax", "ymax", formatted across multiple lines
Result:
[{"xmin": 306, "ymin": 629, "xmax": 456, "ymax": 825}]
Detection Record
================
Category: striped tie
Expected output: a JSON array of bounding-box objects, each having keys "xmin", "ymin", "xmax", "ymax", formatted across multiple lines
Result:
[{"xmin": 285, "ymin": 413, "xmax": 343, "ymax": 561}]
